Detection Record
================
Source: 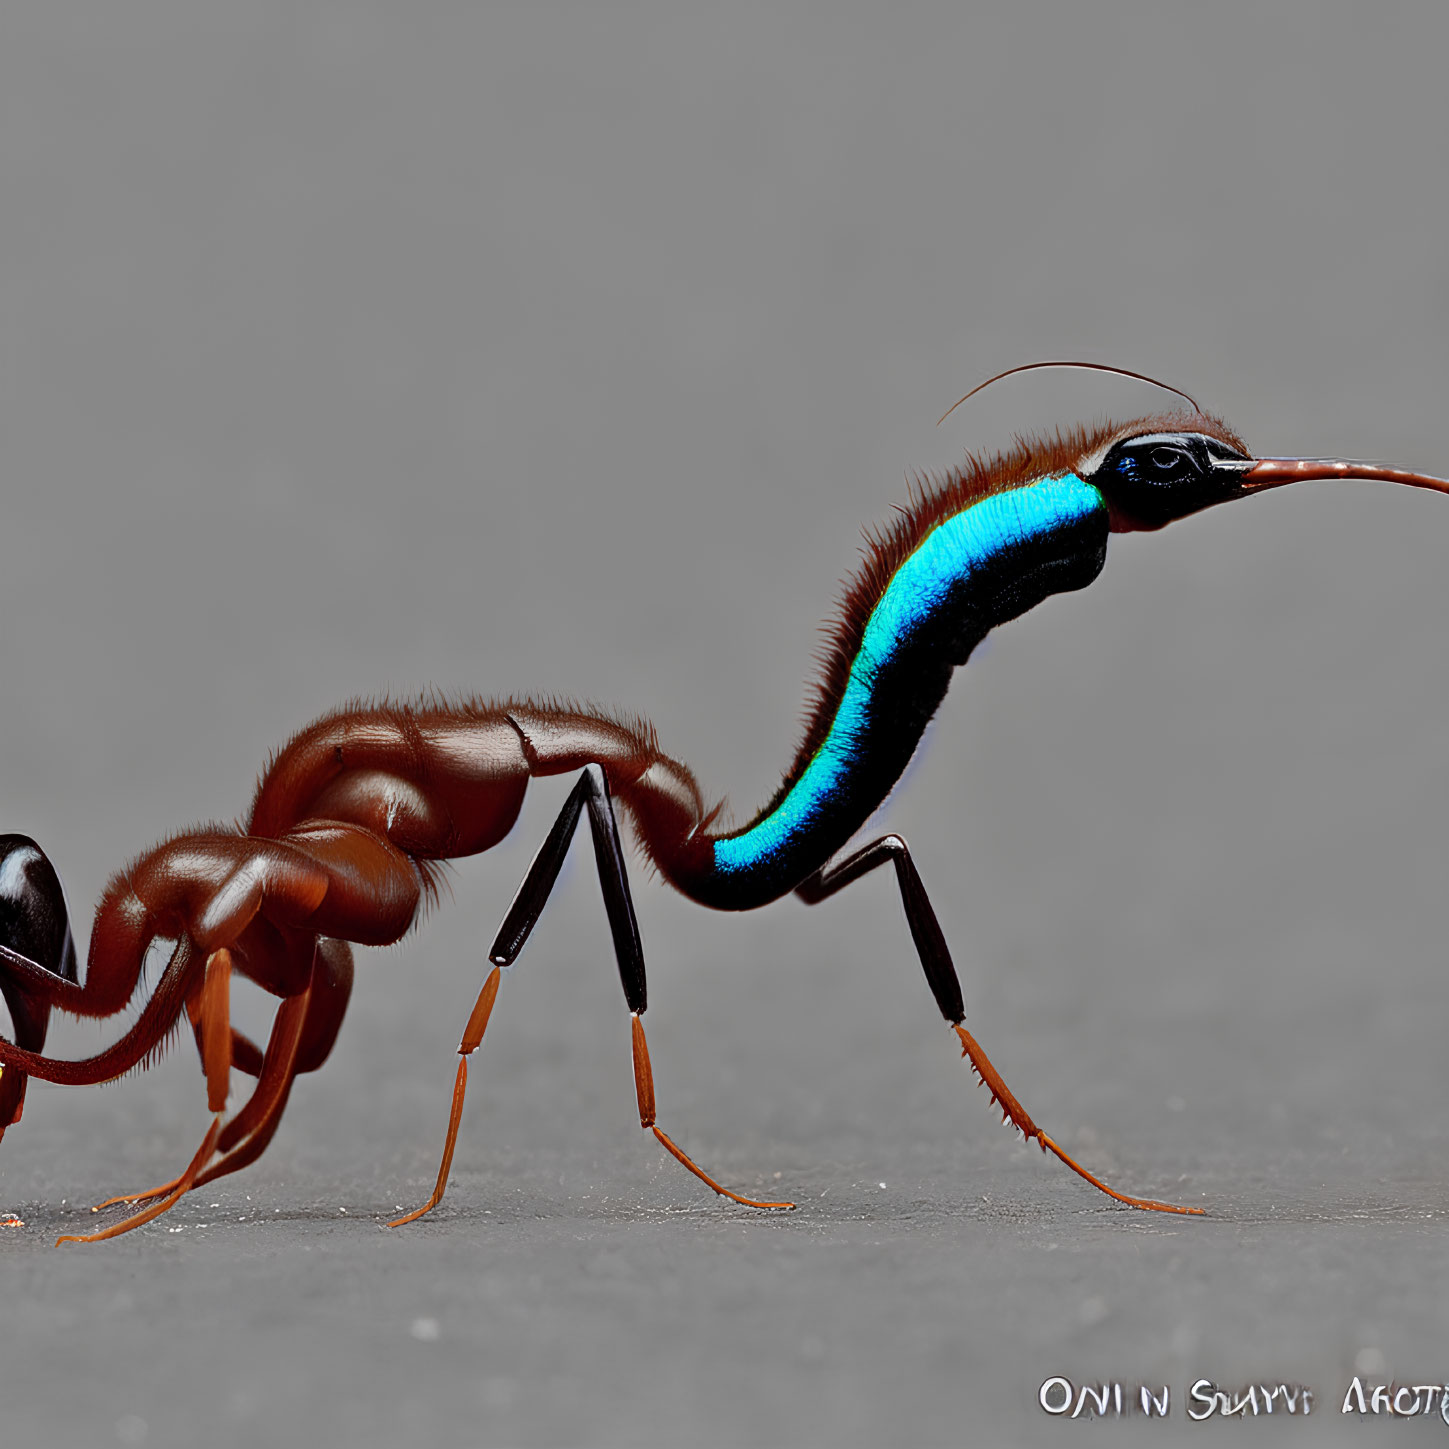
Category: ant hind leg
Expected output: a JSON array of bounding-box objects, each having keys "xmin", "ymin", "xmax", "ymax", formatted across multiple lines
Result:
[
  {"xmin": 391, "ymin": 764, "xmax": 794, "ymax": 1225},
  {"xmin": 797, "ymin": 835, "xmax": 1203, "ymax": 1217}
]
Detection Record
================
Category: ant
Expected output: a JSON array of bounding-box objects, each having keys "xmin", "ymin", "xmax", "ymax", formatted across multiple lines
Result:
[{"xmin": 3, "ymin": 363, "xmax": 1446, "ymax": 1244}]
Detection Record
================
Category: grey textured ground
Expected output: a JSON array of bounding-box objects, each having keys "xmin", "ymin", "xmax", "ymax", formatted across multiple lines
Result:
[{"xmin": 3, "ymin": 5, "xmax": 1449, "ymax": 1446}]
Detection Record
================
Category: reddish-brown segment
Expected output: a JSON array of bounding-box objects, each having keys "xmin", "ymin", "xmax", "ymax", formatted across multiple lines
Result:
[
  {"xmin": 631, "ymin": 1014, "xmax": 795, "ymax": 1211},
  {"xmin": 461, "ymin": 966, "xmax": 503, "ymax": 1055},
  {"xmin": 631, "ymin": 1013, "xmax": 656, "ymax": 1128},
  {"xmin": 387, "ymin": 964, "xmax": 503, "ymax": 1227},
  {"xmin": 86, "ymin": 952, "xmax": 332, "ymax": 1222},
  {"xmin": 649, "ymin": 1128, "xmax": 796, "ymax": 1210},
  {"xmin": 954, "ymin": 1025, "xmax": 1202, "ymax": 1216},
  {"xmin": 1240, "ymin": 457, "xmax": 1449, "ymax": 499},
  {"xmin": 57, "ymin": 1117, "xmax": 222, "ymax": 1245},
  {"xmin": 387, "ymin": 1061, "xmax": 470, "ymax": 1229},
  {"xmin": 201, "ymin": 949, "xmax": 232, "ymax": 1114},
  {"xmin": 389, "ymin": 985, "xmax": 796, "ymax": 1223}
]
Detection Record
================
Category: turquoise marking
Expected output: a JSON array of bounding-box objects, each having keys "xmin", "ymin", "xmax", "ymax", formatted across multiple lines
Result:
[{"xmin": 712, "ymin": 473, "xmax": 1105, "ymax": 876}]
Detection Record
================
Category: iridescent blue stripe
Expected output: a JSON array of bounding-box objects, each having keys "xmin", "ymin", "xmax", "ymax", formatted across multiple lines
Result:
[{"xmin": 712, "ymin": 473, "xmax": 1105, "ymax": 876}]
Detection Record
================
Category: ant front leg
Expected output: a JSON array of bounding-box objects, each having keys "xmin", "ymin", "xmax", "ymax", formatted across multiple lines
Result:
[
  {"xmin": 58, "ymin": 947, "xmax": 237, "ymax": 1245},
  {"xmin": 391, "ymin": 764, "xmax": 794, "ymax": 1226},
  {"xmin": 184, "ymin": 992, "xmax": 266, "ymax": 1081},
  {"xmin": 89, "ymin": 939, "xmax": 354, "ymax": 1216},
  {"xmin": 61, "ymin": 844, "xmax": 345, "ymax": 1244},
  {"xmin": 796, "ymin": 834, "xmax": 1202, "ymax": 1216}
]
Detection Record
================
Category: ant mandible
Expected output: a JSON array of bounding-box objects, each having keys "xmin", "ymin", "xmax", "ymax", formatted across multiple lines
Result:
[{"xmin": 2, "ymin": 364, "xmax": 1445, "ymax": 1243}]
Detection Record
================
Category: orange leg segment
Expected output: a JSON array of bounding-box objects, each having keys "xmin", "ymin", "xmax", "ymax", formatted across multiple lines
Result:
[
  {"xmin": 201, "ymin": 948, "xmax": 233, "ymax": 1114},
  {"xmin": 392, "ymin": 767, "xmax": 796, "ymax": 1226},
  {"xmin": 57, "ymin": 1117, "xmax": 224, "ymax": 1245},
  {"xmin": 631, "ymin": 1014, "xmax": 794, "ymax": 1211},
  {"xmin": 388, "ymin": 964, "xmax": 502, "ymax": 1227},
  {"xmin": 90, "ymin": 985, "xmax": 314, "ymax": 1213},
  {"xmin": 953, "ymin": 1024, "xmax": 1203, "ymax": 1216}
]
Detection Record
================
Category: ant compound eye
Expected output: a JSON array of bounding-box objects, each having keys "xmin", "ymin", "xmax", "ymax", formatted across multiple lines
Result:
[{"xmin": 1093, "ymin": 432, "xmax": 1237, "ymax": 527}]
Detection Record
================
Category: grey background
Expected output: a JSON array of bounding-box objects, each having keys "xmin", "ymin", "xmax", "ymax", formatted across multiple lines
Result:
[{"xmin": 2, "ymin": 4, "xmax": 1448, "ymax": 1446}]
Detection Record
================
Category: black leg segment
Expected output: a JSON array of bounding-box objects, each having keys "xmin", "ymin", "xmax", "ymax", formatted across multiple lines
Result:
[
  {"xmin": 795, "ymin": 833, "xmax": 965, "ymax": 1025},
  {"xmin": 488, "ymin": 765, "xmax": 648, "ymax": 1013}
]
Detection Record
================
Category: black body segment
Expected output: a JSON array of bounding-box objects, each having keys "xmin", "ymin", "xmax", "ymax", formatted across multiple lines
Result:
[
  {"xmin": 687, "ymin": 478, "xmax": 1112, "ymax": 910},
  {"xmin": 0, "ymin": 835, "xmax": 79, "ymax": 1127},
  {"xmin": 796, "ymin": 834, "xmax": 966, "ymax": 1025},
  {"xmin": 489, "ymin": 765, "xmax": 648, "ymax": 1015}
]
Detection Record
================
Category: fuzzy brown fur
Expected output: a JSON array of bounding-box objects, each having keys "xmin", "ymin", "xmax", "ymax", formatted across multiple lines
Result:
[{"xmin": 786, "ymin": 409, "xmax": 1247, "ymax": 781}]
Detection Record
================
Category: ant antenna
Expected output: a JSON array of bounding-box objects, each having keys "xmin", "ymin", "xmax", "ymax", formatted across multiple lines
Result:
[{"xmin": 938, "ymin": 361, "xmax": 1201, "ymax": 427}]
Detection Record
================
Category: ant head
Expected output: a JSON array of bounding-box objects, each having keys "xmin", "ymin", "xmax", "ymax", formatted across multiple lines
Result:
[
  {"xmin": 1084, "ymin": 427, "xmax": 1254, "ymax": 531},
  {"xmin": 1079, "ymin": 420, "xmax": 1449, "ymax": 532},
  {"xmin": 946, "ymin": 363, "xmax": 1449, "ymax": 528},
  {"xmin": 938, "ymin": 364, "xmax": 1253, "ymax": 532}
]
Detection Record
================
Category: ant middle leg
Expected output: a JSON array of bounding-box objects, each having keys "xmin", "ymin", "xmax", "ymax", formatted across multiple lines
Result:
[
  {"xmin": 796, "ymin": 835, "xmax": 1202, "ymax": 1217},
  {"xmin": 391, "ymin": 764, "xmax": 793, "ymax": 1225}
]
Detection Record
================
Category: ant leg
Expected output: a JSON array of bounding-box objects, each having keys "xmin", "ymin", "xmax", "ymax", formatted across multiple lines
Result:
[
  {"xmin": 628, "ymin": 1011, "xmax": 792, "ymax": 1208},
  {"xmin": 71, "ymin": 947, "xmax": 240, "ymax": 1233},
  {"xmin": 91, "ymin": 986, "xmax": 312, "ymax": 1211},
  {"xmin": 56, "ymin": 1119, "xmax": 223, "ymax": 1246},
  {"xmin": 387, "ymin": 965, "xmax": 499, "ymax": 1227},
  {"xmin": 185, "ymin": 1006, "xmax": 265, "ymax": 1080},
  {"xmin": 392, "ymin": 765, "xmax": 792, "ymax": 1224},
  {"xmin": 174, "ymin": 984, "xmax": 313, "ymax": 1193},
  {"xmin": 190, "ymin": 934, "xmax": 350, "ymax": 1192},
  {"xmin": 91, "ymin": 939, "xmax": 349, "ymax": 1210},
  {"xmin": 200, "ymin": 947, "xmax": 233, "ymax": 1115},
  {"xmin": 796, "ymin": 835, "xmax": 1202, "ymax": 1217},
  {"xmin": 56, "ymin": 1118, "xmax": 223, "ymax": 1246}
]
